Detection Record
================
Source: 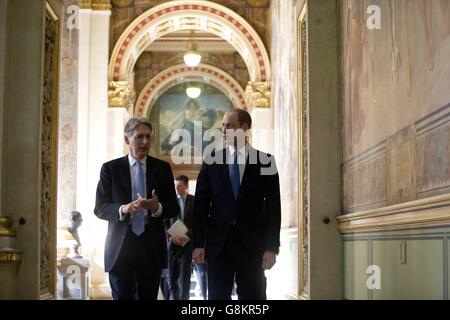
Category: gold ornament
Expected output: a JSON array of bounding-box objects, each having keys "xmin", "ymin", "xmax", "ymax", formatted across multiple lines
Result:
[
  {"xmin": 108, "ymin": 81, "xmax": 136, "ymax": 109},
  {"xmin": 245, "ymin": 81, "xmax": 271, "ymax": 109}
]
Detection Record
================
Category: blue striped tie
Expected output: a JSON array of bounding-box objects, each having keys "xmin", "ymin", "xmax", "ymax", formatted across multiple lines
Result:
[{"xmin": 132, "ymin": 160, "xmax": 145, "ymax": 236}]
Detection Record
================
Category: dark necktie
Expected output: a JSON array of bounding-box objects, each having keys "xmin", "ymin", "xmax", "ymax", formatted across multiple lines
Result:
[
  {"xmin": 132, "ymin": 160, "xmax": 145, "ymax": 236},
  {"xmin": 231, "ymin": 151, "xmax": 240, "ymax": 199},
  {"xmin": 178, "ymin": 196, "xmax": 185, "ymax": 221}
]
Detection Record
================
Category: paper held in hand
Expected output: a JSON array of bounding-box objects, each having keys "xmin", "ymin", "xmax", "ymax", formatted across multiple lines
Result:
[{"xmin": 167, "ymin": 219, "xmax": 188, "ymax": 237}]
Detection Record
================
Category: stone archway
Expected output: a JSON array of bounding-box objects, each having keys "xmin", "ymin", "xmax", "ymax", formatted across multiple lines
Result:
[
  {"xmin": 109, "ymin": 0, "xmax": 270, "ymax": 84},
  {"xmin": 135, "ymin": 64, "xmax": 246, "ymax": 117}
]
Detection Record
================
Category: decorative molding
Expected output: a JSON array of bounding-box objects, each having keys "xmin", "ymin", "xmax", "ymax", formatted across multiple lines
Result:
[
  {"xmin": 135, "ymin": 64, "xmax": 246, "ymax": 116},
  {"xmin": 92, "ymin": 0, "xmax": 111, "ymax": 10},
  {"xmin": 0, "ymin": 251, "xmax": 22, "ymax": 263},
  {"xmin": 298, "ymin": 3, "xmax": 310, "ymax": 299},
  {"xmin": 109, "ymin": 0, "xmax": 271, "ymax": 83},
  {"xmin": 79, "ymin": 0, "xmax": 92, "ymax": 9},
  {"xmin": 244, "ymin": 81, "xmax": 271, "ymax": 109},
  {"xmin": 40, "ymin": 4, "xmax": 59, "ymax": 299},
  {"xmin": 337, "ymin": 193, "xmax": 450, "ymax": 234},
  {"xmin": 146, "ymin": 41, "xmax": 235, "ymax": 53},
  {"xmin": 108, "ymin": 81, "xmax": 136, "ymax": 109}
]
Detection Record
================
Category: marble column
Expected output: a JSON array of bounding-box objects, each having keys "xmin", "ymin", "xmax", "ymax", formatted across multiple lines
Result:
[
  {"xmin": 269, "ymin": 0, "xmax": 302, "ymax": 299},
  {"xmin": 75, "ymin": 5, "xmax": 91, "ymax": 229},
  {"xmin": 58, "ymin": 0, "xmax": 80, "ymax": 232},
  {"xmin": 83, "ymin": 6, "xmax": 112, "ymax": 296}
]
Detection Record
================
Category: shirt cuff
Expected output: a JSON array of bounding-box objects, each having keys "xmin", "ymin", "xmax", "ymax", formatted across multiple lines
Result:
[
  {"xmin": 119, "ymin": 205, "xmax": 126, "ymax": 221},
  {"xmin": 151, "ymin": 203, "xmax": 163, "ymax": 217}
]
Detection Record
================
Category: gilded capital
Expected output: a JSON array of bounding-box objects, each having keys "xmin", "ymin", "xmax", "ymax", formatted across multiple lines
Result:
[
  {"xmin": 92, "ymin": 0, "xmax": 111, "ymax": 10},
  {"xmin": 245, "ymin": 81, "xmax": 271, "ymax": 109},
  {"xmin": 108, "ymin": 81, "xmax": 136, "ymax": 110},
  {"xmin": 79, "ymin": 0, "xmax": 92, "ymax": 9}
]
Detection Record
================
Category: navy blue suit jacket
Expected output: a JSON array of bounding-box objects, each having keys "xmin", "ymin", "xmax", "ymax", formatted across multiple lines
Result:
[
  {"xmin": 94, "ymin": 155, "xmax": 178, "ymax": 272},
  {"xmin": 193, "ymin": 147, "xmax": 281, "ymax": 262}
]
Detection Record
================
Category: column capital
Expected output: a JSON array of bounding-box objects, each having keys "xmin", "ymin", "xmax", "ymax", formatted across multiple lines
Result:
[
  {"xmin": 245, "ymin": 81, "xmax": 272, "ymax": 109},
  {"xmin": 92, "ymin": 0, "xmax": 111, "ymax": 10},
  {"xmin": 79, "ymin": 0, "xmax": 92, "ymax": 9},
  {"xmin": 108, "ymin": 81, "xmax": 136, "ymax": 110}
]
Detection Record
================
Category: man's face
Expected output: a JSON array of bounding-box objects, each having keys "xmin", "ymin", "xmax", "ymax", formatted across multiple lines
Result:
[
  {"xmin": 125, "ymin": 124, "xmax": 152, "ymax": 160},
  {"xmin": 222, "ymin": 112, "xmax": 248, "ymax": 147},
  {"xmin": 175, "ymin": 180, "xmax": 188, "ymax": 197}
]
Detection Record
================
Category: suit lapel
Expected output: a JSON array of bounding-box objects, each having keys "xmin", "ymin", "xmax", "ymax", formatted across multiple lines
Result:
[
  {"xmin": 237, "ymin": 149, "xmax": 255, "ymax": 202},
  {"xmin": 119, "ymin": 156, "xmax": 132, "ymax": 201},
  {"xmin": 146, "ymin": 156, "xmax": 156, "ymax": 198}
]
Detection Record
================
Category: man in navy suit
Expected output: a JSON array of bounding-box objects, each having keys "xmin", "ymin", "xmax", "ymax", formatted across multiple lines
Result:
[
  {"xmin": 193, "ymin": 108, "xmax": 281, "ymax": 300},
  {"xmin": 95, "ymin": 117, "xmax": 178, "ymax": 300},
  {"xmin": 166, "ymin": 175, "xmax": 194, "ymax": 300}
]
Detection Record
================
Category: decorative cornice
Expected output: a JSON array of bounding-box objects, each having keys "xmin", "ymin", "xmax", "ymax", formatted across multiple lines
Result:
[
  {"xmin": 79, "ymin": 0, "xmax": 92, "ymax": 9},
  {"xmin": 337, "ymin": 194, "xmax": 450, "ymax": 233},
  {"xmin": 92, "ymin": 0, "xmax": 111, "ymax": 10}
]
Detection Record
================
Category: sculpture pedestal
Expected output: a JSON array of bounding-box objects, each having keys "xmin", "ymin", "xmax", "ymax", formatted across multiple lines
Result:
[{"xmin": 57, "ymin": 257, "xmax": 89, "ymax": 300}]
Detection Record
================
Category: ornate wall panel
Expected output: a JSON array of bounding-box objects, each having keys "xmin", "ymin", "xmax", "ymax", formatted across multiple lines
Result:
[
  {"xmin": 416, "ymin": 104, "xmax": 450, "ymax": 198},
  {"xmin": 40, "ymin": 2, "xmax": 59, "ymax": 299}
]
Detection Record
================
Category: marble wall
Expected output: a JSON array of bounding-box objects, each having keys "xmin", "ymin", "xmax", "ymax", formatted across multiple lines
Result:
[
  {"xmin": 57, "ymin": 0, "xmax": 79, "ymax": 232},
  {"xmin": 270, "ymin": 0, "xmax": 305, "ymax": 299},
  {"xmin": 343, "ymin": 0, "xmax": 450, "ymax": 213},
  {"xmin": 271, "ymin": 0, "xmax": 303, "ymax": 229}
]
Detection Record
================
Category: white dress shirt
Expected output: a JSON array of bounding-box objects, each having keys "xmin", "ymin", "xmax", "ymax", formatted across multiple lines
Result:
[{"xmin": 119, "ymin": 154, "xmax": 162, "ymax": 222}]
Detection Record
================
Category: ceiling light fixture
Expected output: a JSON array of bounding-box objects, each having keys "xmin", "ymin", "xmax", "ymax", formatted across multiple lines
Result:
[
  {"xmin": 186, "ymin": 85, "xmax": 202, "ymax": 99},
  {"xmin": 183, "ymin": 31, "xmax": 202, "ymax": 67}
]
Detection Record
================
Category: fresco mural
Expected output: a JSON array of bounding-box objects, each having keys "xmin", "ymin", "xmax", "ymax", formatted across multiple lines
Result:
[{"xmin": 149, "ymin": 83, "xmax": 232, "ymax": 157}]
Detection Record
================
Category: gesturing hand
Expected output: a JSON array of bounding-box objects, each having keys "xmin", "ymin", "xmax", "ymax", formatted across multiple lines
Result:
[
  {"xmin": 121, "ymin": 199, "xmax": 142, "ymax": 214},
  {"xmin": 136, "ymin": 189, "xmax": 160, "ymax": 213}
]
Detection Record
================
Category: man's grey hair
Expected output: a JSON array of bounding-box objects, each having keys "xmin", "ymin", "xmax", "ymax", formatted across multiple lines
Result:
[{"xmin": 124, "ymin": 117, "xmax": 153, "ymax": 137}]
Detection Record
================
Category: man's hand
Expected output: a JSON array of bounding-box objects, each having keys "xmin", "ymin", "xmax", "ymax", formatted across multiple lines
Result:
[
  {"xmin": 261, "ymin": 251, "xmax": 276, "ymax": 270},
  {"xmin": 193, "ymin": 248, "xmax": 205, "ymax": 264},
  {"xmin": 136, "ymin": 189, "xmax": 160, "ymax": 213},
  {"xmin": 171, "ymin": 235, "xmax": 189, "ymax": 247},
  {"xmin": 121, "ymin": 199, "xmax": 142, "ymax": 214}
]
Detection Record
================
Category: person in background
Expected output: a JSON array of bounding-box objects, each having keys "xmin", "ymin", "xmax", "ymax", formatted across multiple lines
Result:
[{"xmin": 166, "ymin": 175, "xmax": 195, "ymax": 300}]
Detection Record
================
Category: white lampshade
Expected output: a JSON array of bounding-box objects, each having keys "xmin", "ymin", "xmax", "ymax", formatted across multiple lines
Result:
[
  {"xmin": 186, "ymin": 87, "xmax": 201, "ymax": 99},
  {"xmin": 183, "ymin": 52, "xmax": 202, "ymax": 67}
]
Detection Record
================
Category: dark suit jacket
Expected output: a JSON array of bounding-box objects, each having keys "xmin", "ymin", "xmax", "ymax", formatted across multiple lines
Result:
[
  {"xmin": 94, "ymin": 155, "xmax": 179, "ymax": 272},
  {"xmin": 166, "ymin": 194, "xmax": 194, "ymax": 256},
  {"xmin": 193, "ymin": 146, "xmax": 281, "ymax": 262}
]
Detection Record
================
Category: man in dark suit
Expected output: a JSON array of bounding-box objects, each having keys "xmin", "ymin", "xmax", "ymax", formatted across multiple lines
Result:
[
  {"xmin": 95, "ymin": 117, "xmax": 178, "ymax": 300},
  {"xmin": 193, "ymin": 108, "xmax": 281, "ymax": 300},
  {"xmin": 166, "ymin": 175, "xmax": 194, "ymax": 300}
]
